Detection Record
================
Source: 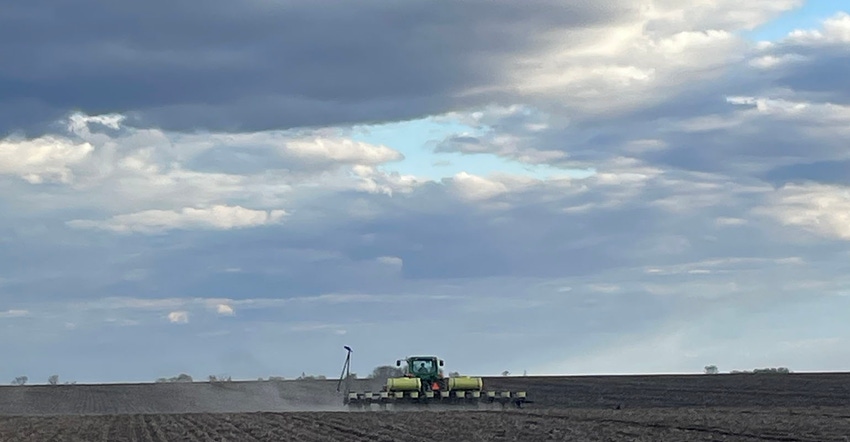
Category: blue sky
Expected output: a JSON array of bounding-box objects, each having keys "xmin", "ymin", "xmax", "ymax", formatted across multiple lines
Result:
[
  {"xmin": 746, "ymin": 0, "xmax": 839, "ymax": 40},
  {"xmin": 1, "ymin": 1, "xmax": 850, "ymax": 384},
  {"xmin": 348, "ymin": 116, "xmax": 594, "ymax": 180}
]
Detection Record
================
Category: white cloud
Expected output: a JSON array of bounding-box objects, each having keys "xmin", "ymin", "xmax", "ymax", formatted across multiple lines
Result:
[
  {"xmin": 66, "ymin": 205, "xmax": 287, "ymax": 233},
  {"xmin": 749, "ymin": 53, "xmax": 808, "ymax": 69},
  {"xmin": 0, "ymin": 135, "xmax": 94, "ymax": 184},
  {"xmin": 350, "ymin": 165, "xmax": 422, "ymax": 196},
  {"xmin": 216, "ymin": 304, "xmax": 234, "ymax": 316},
  {"xmin": 495, "ymin": 1, "xmax": 796, "ymax": 116},
  {"xmin": 783, "ymin": 11, "xmax": 850, "ymax": 44},
  {"xmin": 282, "ymin": 137, "xmax": 403, "ymax": 165},
  {"xmin": 447, "ymin": 172, "xmax": 510, "ymax": 201},
  {"xmin": 756, "ymin": 183, "xmax": 850, "ymax": 240},
  {"xmin": 0, "ymin": 113, "xmax": 414, "ymax": 220},
  {"xmin": 376, "ymin": 256, "xmax": 403, "ymax": 267},
  {"xmin": 167, "ymin": 311, "xmax": 189, "ymax": 324}
]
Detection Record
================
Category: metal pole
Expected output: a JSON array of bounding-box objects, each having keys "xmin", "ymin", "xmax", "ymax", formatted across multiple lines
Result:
[{"xmin": 337, "ymin": 345, "xmax": 353, "ymax": 392}]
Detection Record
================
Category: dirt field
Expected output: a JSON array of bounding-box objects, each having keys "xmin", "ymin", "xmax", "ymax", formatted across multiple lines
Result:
[
  {"xmin": 0, "ymin": 373, "xmax": 849, "ymax": 440},
  {"xmin": 2, "ymin": 407, "xmax": 849, "ymax": 441}
]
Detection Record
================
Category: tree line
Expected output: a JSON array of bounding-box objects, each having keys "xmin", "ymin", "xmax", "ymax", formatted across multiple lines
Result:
[
  {"xmin": 9, "ymin": 364, "xmax": 795, "ymax": 386},
  {"xmin": 704, "ymin": 365, "xmax": 792, "ymax": 375}
]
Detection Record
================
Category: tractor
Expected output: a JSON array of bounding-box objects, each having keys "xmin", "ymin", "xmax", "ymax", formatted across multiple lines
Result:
[{"xmin": 337, "ymin": 347, "xmax": 528, "ymax": 409}]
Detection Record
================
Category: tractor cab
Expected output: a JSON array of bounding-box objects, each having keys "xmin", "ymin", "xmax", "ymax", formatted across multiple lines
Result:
[{"xmin": 397, "ymin": 355, "xmax": 444, "ymax": 382}]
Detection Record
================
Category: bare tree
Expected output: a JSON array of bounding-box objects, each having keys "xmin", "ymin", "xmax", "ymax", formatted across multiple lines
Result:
[
  {"xmin": 704, "ymin": 365, "xmax": 719, "ymax": 375},
  {"xmin": 12, "ymin": 376, "xmax": 27, "ymax": 386},
  {"xmin": 501, "ymin": 370, "xmax": 510, "ymax": 376},
  {"xmin": 48, "ymin": 375, "xmax": 59, "ymax": 385}
]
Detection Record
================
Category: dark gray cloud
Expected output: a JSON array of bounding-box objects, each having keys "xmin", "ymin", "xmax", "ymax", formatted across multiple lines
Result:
[
  {"xmin": 773, "ymin": 51, "xmax": 850, "ymax": 101},
  {"xmin": 0, "ymin": 0, "xmax": 633, "ymax": 135},
  {"xmin": 762, "ymin": 160, "xmax": 850, "ymax": 186}
]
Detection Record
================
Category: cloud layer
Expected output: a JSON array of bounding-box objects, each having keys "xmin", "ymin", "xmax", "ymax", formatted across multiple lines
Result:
[{"xmin": 0, "ymin": 2, "xmax": 849, "ymax": 382}]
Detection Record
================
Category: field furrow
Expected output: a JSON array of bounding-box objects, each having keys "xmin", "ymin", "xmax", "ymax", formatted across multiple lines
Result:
[
  {"xmin": 195, "ymin": 413, "xmax": 265, "ymax": 442},
  {"xmin": 142, "ymin": 414, "xmax": 170, "ymax": 442},
  {"xmin": 175, "ymin": 416, "xmax": 213, "ymax": 442}
]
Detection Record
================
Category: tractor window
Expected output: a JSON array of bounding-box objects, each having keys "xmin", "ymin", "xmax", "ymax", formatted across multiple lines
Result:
[{"xmin": 411, "ymin": 359, "xmax": 434, "ymax": 373}]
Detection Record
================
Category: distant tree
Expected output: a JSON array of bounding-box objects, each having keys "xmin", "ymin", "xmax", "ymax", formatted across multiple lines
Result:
[
  {"xmin": 173, "ymin": 373, "xmax": 193, "ymax": 382},
  {"xmin": 753, "ymin": 367, "xmax": 791, "ymax": 374},
  {"xmin": 369, "ymin": 366, "xmax": 404, "ymax": 380},
  {"xmin": 501, "ymin": 371, "xmax": 510, "ymax": 376},
  {"xmin": 268, "ymin": 376, "xmax": 285, "ymax": 381},
  {"xmin": 12, "ymin": 376, "xmax": 27, "ymax": 386},
  {"xmin": 448, "ymin": 371, "xmax": 461, "ymax": 378},
  {"xmin": 730, "ymin": 367, "xmax": 791, "ymax": 375},
  {"xmin": 208, "ymin": 375, "xmax": 218, "ymax": 383},
  {"xmin": 297, "ymin": 372, "xmax": 327, "ymax": 380},
  {"xmin": 704, "ymin": 365, "xmax": 719, "ymax": 375},
  {"xmin": 48, "ymin": 375, "xmax": 59, "ymax": 385},
  {"xmin": 158, "ymin": 373, "xmax": 193, "ymax": 383}
]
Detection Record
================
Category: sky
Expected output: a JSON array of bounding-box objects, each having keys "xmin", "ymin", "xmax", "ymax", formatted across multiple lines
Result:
[{"xmin": 1, "ymin": 1, "xmax": 850, "ymax": 384}]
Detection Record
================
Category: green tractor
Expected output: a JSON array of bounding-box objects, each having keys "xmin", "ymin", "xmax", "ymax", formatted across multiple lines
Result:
[
  {"xmin": 339, "ymin": 348, "xmax": 528, "ymax": 409},
  {"xmin": 388, "ymin": 355, "xmax": 482, "ymax": 393},
  {"xmin": 401, "ymin": 355, "xmax": 443, "ymax": 383}
]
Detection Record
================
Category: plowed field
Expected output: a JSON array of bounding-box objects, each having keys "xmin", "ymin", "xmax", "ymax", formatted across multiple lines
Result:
[
  {"xmin": 0, "ymin": 373, "xmax": 849, "ymax": 440},
  {"xmin": 2, "ymin": 408, "xmax": 849, "ymax": 441}
]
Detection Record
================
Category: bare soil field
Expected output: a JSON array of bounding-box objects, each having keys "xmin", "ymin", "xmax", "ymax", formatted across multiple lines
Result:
[
  {"xmin": 2, "ymin": 407, "xmax": 849, "ymax": 441},
  {"xmin": 0, "ymin": 373, "xmax": 849, "ymax": 440}
]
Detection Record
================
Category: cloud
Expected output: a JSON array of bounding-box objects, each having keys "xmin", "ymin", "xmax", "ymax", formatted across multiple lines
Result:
[
  {"xmin": 0, "ymin": 135, "xmax": 94, "ymax": 184},
  {"xmin": 167, "ymin": 311, "xmax": 189, "ymax": 324},
  {"xmin": 66, "ymin": 205, "xmax": 287, "ymax": 234},
  {"xmin": 281, "ymin": 138, "xmax": 402, "ymax": 166},
  {"xmin": 0, "ymin": 112, "xmax": 412, "ymax": 227},
  {"xmin": 447, "ymin": 172, "xmax": 511, "ymax": 201},
  {"xmin": 780, "ymin": 11, "xmax": 850, "ymax": 45},
  {"xmin": 755, "ymin": 183, "xmax": 850, "ymax": 240},
  {"xmin": 0, "ymin": 0, "xmax": 636, "ymax": 134},
  {"xmin": 376, "ymin": 256, "xmax": 403, "ymax": 267},
  {"xmin": 0, "ymin": 310, "xmax": 28, "ymax": 318},
  {"xmin": 216, "ymin": 304, "xmax": 234, "ymax": 316}
]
